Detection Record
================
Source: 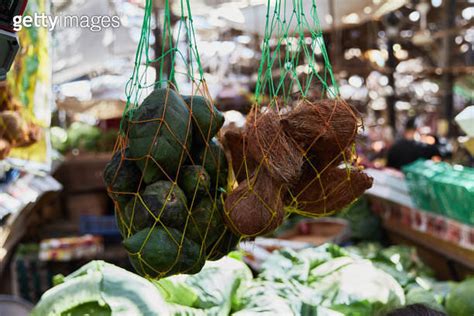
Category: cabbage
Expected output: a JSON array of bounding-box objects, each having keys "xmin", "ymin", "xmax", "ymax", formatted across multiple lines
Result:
[
  {"xmin": 446, "ymin": 278, "xmax": 474, "ymax": 316},
  {"xmin": 31, "ymin": 261, "xmax": 169, "ymax": 316}
]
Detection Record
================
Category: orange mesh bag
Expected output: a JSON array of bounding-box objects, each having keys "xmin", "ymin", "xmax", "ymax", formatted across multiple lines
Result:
[
  {"xmin": 223, "ymin": 0, "xmax": 373, "ymax": 238},
  {"xmin": 103, "ymin": 0, "xmax": 238, "ymax": 279}
]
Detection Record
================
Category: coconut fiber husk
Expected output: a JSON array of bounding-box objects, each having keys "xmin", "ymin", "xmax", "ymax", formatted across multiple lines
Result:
[
  {"xmin": 244, "ymin": 108, "xmax": 303, "ymax": 184},
  {"xmin": 224, "ymin": 168, "xmax": 285, "ymax": 237},
  {"xmin": 281, "ymin": 98, "xmax": 361, "ymax": 170},
  {"xmin": 288, "ymin": 164, "xmax": 373, "ymax": 216},
  {"xmin": 222, "ymin": 129, "xmax": 258, "ymax": 184}
]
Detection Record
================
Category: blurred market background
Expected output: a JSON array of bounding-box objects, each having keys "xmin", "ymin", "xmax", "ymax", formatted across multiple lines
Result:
[{"xmin": 0, "ymin": 0, "xmax": 473, "ymax": 315}]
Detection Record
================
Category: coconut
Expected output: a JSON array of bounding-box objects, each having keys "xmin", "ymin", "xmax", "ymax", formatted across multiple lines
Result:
[
  {"xmin": 224, "ymin": 169, "xmax": 285, "ymax": 237},
  {"xmin": 281, "ymin": 98, "xmax": 361, "ymax": 170},
  {"xmin": 288, "ymin": 165, "xmax": 373, "ymax": 216},
  {"xmin": 222, "ymin": 129, "xmax": 258, "ymax": 183},
  {"xmin": 244, "ymin": 108, "xmax": 303, "ymax": 184}
]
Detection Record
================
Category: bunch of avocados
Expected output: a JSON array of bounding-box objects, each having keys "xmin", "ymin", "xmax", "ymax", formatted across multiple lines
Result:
[{"xmin": 104, "ymin": 88, "xmax": 240, "ymax": 279}]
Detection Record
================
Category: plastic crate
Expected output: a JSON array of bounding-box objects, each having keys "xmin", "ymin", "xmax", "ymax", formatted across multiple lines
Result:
[
  {"xmin": 403, "ymin": 160, "xmax": 474, "ymax": 226},
  {"xmin": 403, "ymin": 160, "xmax": 450, "ymax": 214},
  {"xmin": 431, "ymin": 166, "xmax": 474, "ymax": 225},
  {"xmin": 79, "ymin": 215, "xmax": 120, "ymax": 237}
]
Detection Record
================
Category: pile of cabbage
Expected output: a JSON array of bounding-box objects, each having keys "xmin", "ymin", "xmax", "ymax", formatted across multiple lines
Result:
[{"xmin": 32, "ymin": 243, "xmax": 472, "ymax": 316}]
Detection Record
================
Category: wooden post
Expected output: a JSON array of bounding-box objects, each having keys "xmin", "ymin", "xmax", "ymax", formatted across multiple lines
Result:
[
  {"xmin": 387, "ymin": 38, "xmax": 397, "ymax": 135},
  {"xmin": 441, "ymin": 0, "xmax": 456, "ymax": 137}
]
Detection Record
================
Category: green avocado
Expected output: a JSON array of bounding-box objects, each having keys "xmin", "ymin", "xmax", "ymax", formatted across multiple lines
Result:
[
  {"xmin": 186, "ymin": 197, "xmax": 223, "ymax": 247},
  {"xmin": 178, "ymin": 165, "xmax": 211, "ymax": 202},
  {"xmin": 123, "ymin": 227, "xmax": 204, "ymax": 278},
  {"xmin": 194, "ymin": 138, "xmax": 228, "ymax": 189},
  {"xmin": 182, "ymin": 95, "xmax": 224, "ymax": 145},
  {"xmin": 128, "ymin": 89, "xmax": 193, "ymax": 183},
  {"xmin": 115, "ymin": 206, "xmax": 128, "ymax": 238},
  {"xmin": 207, "ymin": 229, "xmax": 240, "ymax": 261},
  {"xmin": 103, "ymin": 149, "xmax": 142, "ymax": 205},
  {"xmin": 124, "ymin": 181, "xmax": 188, "ymax": 233}
]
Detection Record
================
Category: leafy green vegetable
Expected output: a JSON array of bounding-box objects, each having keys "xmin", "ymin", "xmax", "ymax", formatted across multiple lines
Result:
[
  {"xmin": 62, "ymin": 302, "xmax": 111, "ymax": 316},
  {"xmin": 154, "ymin": 256, "xmax": 252, "ymax": 316},
  {"xmin": 31, "ymin": 261, "xmax": 169, "ymax": 316},
  {"xmin": 67, "ymin": 122, "xmax": 102, "ymax": 152},
  {"xmin": 405, "ymin": 286, "xmax": 444, "ymax": 312},
  {"xmin": 446, "ymin": 278, "xmax": 474, "ymax": 316},
  {"xmin": 35, "ymin": 243, "xmax": 466, "ymax": 316},
  {"xmin": 336, "ymin": 198, "xmax": 382, "ymax": 242}
]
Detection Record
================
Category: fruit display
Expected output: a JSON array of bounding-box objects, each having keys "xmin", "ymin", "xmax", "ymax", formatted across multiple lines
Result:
[
  {"xmin": 104, "ymin": 88, "xmax": 238, "ymax": 279},
  {"xmin": 223, "ymin": 98, "xmax": 373, "ymax": 237}
]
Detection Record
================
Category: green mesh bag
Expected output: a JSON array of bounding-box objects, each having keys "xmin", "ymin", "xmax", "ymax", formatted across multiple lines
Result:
[
  {"xmin": 222, "ymin": 0, "xmax": 373, "ymax": 238},
  {"xmin": 104, "ymin": 0, "xmax": 239, "ymax": 279}
]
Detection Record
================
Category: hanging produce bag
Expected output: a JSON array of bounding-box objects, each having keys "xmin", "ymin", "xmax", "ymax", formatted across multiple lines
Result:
[
  {"xmin": 223, "ymin": 0, "xmax": 373, "ymax": 238},
  {"xmin": 104, "ymin": 0, "xmax": 238, "ymax": 279}
]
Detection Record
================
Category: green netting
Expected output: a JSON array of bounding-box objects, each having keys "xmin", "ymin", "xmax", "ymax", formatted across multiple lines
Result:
[
  {"xmin": 104, "ymin": 0, "xmax": 373, "ymax": 279},
  {"xmin": 104, "ymin": 0, "xmax": 238, "ymax": 279},
  {"xmin": 254, "ymin": 0, "xmax": 338, "ymax": 102},
  {"xmin": 223, "ymin": 0, "xmax": 373, "ymax": 238}
]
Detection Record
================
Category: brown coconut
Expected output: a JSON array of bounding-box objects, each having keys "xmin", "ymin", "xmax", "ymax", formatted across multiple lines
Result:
[
  {"xmin": 288, "ymin": 165, "xmax": 373, "ymax": 216},
  {"xmin": 224, "ymin": 169, "xmax": 285, "ymax": 237},
  {"xmin": 281, "ymin": 98, "xmax": 361, "ymax": 170},
  {"xmin": 222, "ymin": 129, "xmax": 258, "ymax": 184},
  {"xmin": 244, "ymin": 108, "xmax": 303, "ymax": 184}
]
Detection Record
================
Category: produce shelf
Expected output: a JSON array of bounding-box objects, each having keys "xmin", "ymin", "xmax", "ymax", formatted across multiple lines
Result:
[
  {"xmin": 365, "ymin": 168, "xmax": 474, "ymax": 278},
  {"xmin": 0, "ymin": 173, "xmax": 62, "ymax": 276}
]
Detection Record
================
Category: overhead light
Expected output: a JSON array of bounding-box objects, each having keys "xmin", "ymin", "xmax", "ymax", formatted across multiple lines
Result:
[
  {"xmin": 342, "ymin": 13, "xmax": 360, "ymax": 24},
  {"xmin": 379, "ymin": 76, "xmax": 389, "ymax": 86},
  {"xmin": 325, "ymin": 14, "xmax": 333, "ymax": 24},
  {"xmin": 395, "ymin": 101, "xmax": 411, "ymax": 111},
  {"xmin": 395, "ymin": 49, "xmax": 409, "ymax": 60},
  {"xmin": 348, "ymin": 75, "xmax": 364, "ymax": 88},
  {"xmin": 462, "ymin": 7, "xmax": 474, "ymax": 20},
  {"xmin": 431, "ymin": 0, "xmax": 442, "ymax": 8},
  {"xmin": 409, "ymin": 11, "xmax": 420, "ymax": 22}
]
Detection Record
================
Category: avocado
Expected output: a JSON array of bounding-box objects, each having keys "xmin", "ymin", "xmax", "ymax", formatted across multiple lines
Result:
[
  {"xmin": 178, "ymin": 165, "xmax": 211, "ymax": 202},
  {"xmin": 103, "ymin": 148, "xmax": 142, "ymax": 205},
  {"xmin": 186, "ymin": 197, "xmax": 223, "ymax": 247},
  {"xmin": 183, "ymin": 95, "xmax": 224, "ymax": 145},
  {"xmin": 123, "ymin": 227, "xmax": 203, "ymax": 278},
  {"xmin": 128, "ymin": 88, "xmax": 193, "ymax": 183},
  {"xmin": 128, "ymin": 181, "xmax": 188, "ymax": 232},
  {"xmin": 207, "ymin": 229, "xmax": 240, "ymax": 261},
  {"xmin": 194, "ymin": 138, "xmax": 228, "ymax": 189}
]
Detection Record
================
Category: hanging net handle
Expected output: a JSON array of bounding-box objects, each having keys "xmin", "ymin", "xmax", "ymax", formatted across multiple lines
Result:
[
  {"xmin": 254, "ymin": 0, "xmax": 339, "ymax": 105},
  {"xmin": 121, "ymin": 0, "xmax": 206, "ymax": 133}
]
